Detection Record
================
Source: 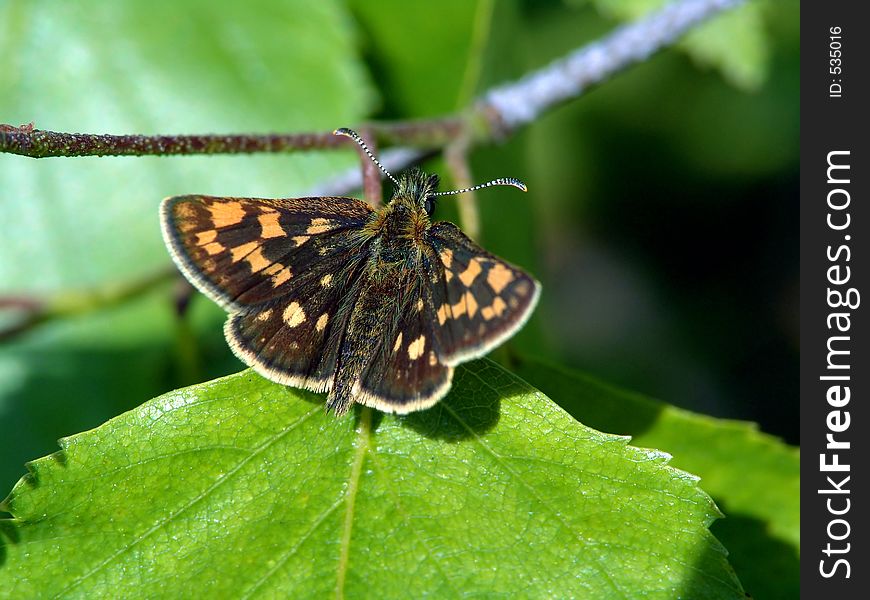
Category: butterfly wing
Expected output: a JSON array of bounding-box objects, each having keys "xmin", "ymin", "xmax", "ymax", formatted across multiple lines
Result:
[
  {"xmin": 224, "ymin": 259, "xmax": 368, "ymax": 392},
  {"xmin": 161, "ymin": 194, "xmax": 374, "ymax": 391},
  {"xmin": 427, "ymin": 222, "xmax": 541, "ymax": 366},
  {"xmin": 160, "ymin": 194, "xmax": 373, "ymax": 310},
  {"xmin": 352, "ymin": 273, "xmax": 453, "ymax": 413}
]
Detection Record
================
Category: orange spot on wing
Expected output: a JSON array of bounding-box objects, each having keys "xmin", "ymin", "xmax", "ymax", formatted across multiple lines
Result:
[
  {"xmin": 196, "ymin": 230, "xmax": 217, "ymax": 245},
  {"xmin": 282, "ymin": 302, "xmax": 306, "ymax": 327},
  {"xmin": 464, "ymin": 291, "xmax": 478, "ymax": 318},
  {"xmin": 440, "ymin": 248, "xmax": 454, "ymax": 269},
  {"xmin": 258, "ymin": 210, "xmax": 285, "ymax": 239},
  {"xmin": 407, "ymin": 335, "xmax": 426, "ymax": 360},
  {"xmin": 486, "ymin": 263, "xmax": 514, "ymax": 294},
  {"xmin": 272, "ymin": 267, "xmax": 293, "ymax": 287},
  {"xmin": 203, "ymin": 241, "xmax": 224, "ymax": 256},
  {"xmin": 492, "ymin": 296, "xmax": 508, "ymax": 317},
  {"xmin": 458, "ymin": 258, "xmax": 483, "ymax": 286},
  {"xmin": 482, "ymin": 296, "xmax": 508, "ymax": 321},
  {"xmin": 246, "ymin": 247, "xmax": 271, "ymax": 273},
  {"xmin": 207, "ymin": 201, "xmax": 246, "ymax": 228},
  {"xmin": 269, "ymin": 265, "xmax": 293, "ymax": 287},
  {"xmin": 231, "ymin": 242, "xmax": 258, "ymax": 263}
]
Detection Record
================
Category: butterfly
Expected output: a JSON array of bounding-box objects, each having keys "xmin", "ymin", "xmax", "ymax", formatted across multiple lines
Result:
[{"xmin": 160, "ymin": 128, "xmax": 540, "ymax": 415}]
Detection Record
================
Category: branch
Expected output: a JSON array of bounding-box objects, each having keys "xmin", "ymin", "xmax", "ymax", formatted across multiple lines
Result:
[
  {"xmin": 1, "ymin": 0, "xmax": 743, "ymax": 159},
  {"xmin": 0, "ymin": 118, "xmax": 463, "ymax": 159}
]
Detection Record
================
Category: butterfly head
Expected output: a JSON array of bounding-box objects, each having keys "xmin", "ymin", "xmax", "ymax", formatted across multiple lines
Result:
[
  {"xmin": 333, "ymin": 127, "xmax": 528, "ymax": 219},
  {"xmin": 393, "ymin": 168, "xmax": 440, "ymax": 216}
]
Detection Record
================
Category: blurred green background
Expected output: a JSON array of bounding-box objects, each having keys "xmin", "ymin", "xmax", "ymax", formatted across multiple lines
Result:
[{"xmin": 1, "ymin": 0, "xmax": 797, "ymax": 504}]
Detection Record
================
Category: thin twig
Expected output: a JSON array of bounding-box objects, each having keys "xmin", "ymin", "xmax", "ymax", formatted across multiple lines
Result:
[
  {"xmin": 356, "ymin": 127, "xmax": 383, "ymax": 207},
  {"xmin": 0, "ymin": 119, "xmax": 464, "ymax": 159},
  {"xmin": 0, "ymin": 129, "xmax": 341, "ymax": 159},
  {"xmin": 444, "ymin": 139, "xmax": 480, "ymax": 241}
]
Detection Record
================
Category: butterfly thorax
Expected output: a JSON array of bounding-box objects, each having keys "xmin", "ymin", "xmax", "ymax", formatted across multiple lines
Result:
[{"xmin": 362, "ymin": 169, "xmax": 438, "ymax": 269}]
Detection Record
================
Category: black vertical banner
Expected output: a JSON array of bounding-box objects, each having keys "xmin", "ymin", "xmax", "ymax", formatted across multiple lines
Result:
[{"xmin": 801, "ymin": 1, "xmax": 869, "ymax": 596}]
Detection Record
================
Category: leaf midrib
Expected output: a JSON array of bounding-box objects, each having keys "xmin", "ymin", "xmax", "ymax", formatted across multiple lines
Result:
[{"xmin": 335, "ymin": 407, "xmax": 372, "ymax": 600}]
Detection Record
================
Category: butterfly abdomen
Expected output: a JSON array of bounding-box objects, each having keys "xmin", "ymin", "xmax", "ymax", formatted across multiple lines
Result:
[{"xmin": 326, "ymin": 277, "xmax": 397, "ymax": 414}]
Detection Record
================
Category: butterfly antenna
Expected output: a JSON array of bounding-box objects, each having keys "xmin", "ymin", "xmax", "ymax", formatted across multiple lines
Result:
[
  {"xmin": 333, "ymin": 128, "xmax": 399, "ymax": 187},
  {"xmin": 433, "ymin": 177, "xmax": 528, "ymax": 197}
]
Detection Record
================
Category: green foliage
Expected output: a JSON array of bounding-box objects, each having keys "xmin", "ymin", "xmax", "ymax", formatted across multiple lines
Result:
[
  {"xmin": 0, "ymin": 0, "xmax": 373, "ymax": 293},
  {"xmin": 2, "ymin": 362, "xmax": 743, "ymax": 598},
  {"xmin": 348, "ymin": 0, "xmax": 486, "ymax": 114},
  {"xmin": 513, "ymin": 357, "xmax": 800, "ymax": 599}
]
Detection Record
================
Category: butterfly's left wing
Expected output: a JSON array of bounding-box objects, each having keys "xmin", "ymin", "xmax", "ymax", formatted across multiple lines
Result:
[
  {"xmin": 427, "ymin": 222, "xmax": 541, "ymax": 366},
  {"xmin": 353, "ymin": 272, "xmax": 454, "ymax": 414},
  {"xmin": 225, "ymin": 257, "xmax": 368, "ymax": 393}
]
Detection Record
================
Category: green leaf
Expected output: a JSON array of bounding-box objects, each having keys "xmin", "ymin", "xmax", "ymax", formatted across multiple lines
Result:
[
  {"xmin": 680, "ymin": 1, "xmax": 768, "ymax": 91},
  {"xmin": 512, "ymin": 356, "xmax": 799, "ymax": 599},
  {"xmin": 0, "ymin": 284, "xmax": 243, "ymax": 494},
  {"xmin": 1, "ymin": 361, "xmax": 743, "ymax": 598},
  {"xmin": 347, "ymin": 0, "xmax": 486, "ymax": 116}
]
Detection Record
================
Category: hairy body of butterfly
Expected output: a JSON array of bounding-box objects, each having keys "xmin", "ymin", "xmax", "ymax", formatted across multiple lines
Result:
[{"xmin": 162, "ymin": 157, "xmax": 539, "ymax": 416}]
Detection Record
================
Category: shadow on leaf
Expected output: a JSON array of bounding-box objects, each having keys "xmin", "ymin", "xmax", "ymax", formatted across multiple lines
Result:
[
  {"xmin": 509, "ymin": 354, "xmax": 665, "ymax": 437},
  {"xmin": 707, "ymin": 512, "xmax": 800, "ymax": 600},
  {"xmin": 398, "ymin": 361, "xmax": 503, "ymax": 440},
  {"xmin": 0, "ymin": 519, "xmax": 21, "ymax": 567}
]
